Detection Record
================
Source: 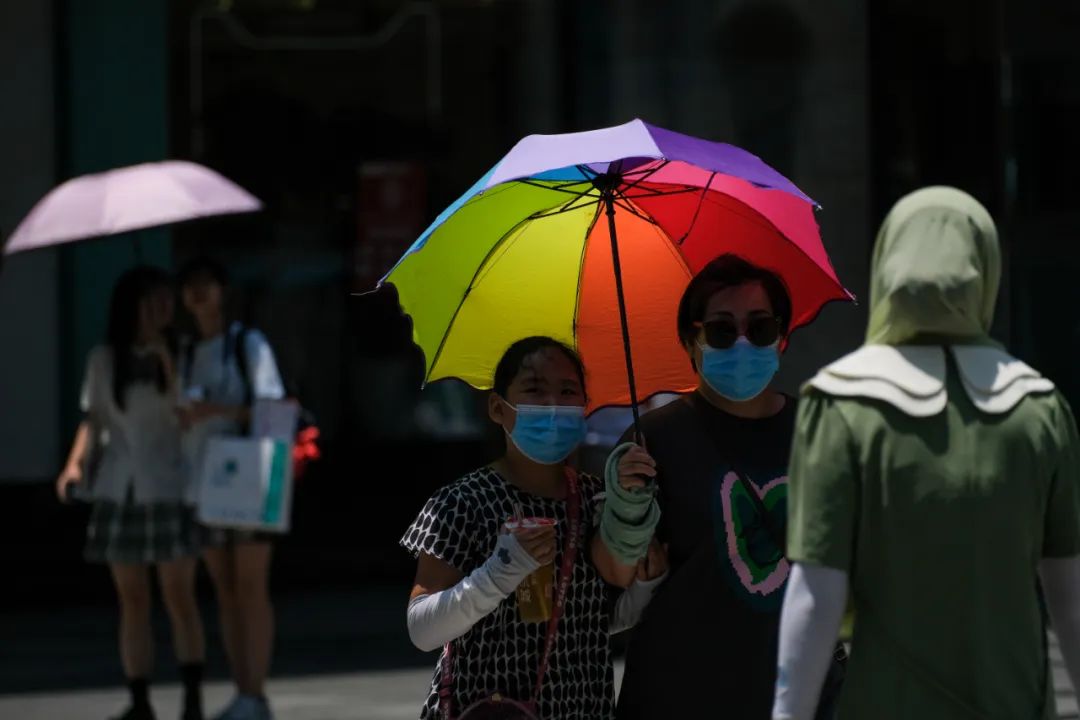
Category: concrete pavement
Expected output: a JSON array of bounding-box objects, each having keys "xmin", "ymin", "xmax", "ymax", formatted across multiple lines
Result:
[
  {"xmin": 1, "ymin": 642, "xmax": 1074, "ymax": 719},
  {"xmin": 1052, "ymin": 633, "xmax": 1079, "ymax": 718},
  {"xmin": 0, "ymin": 663, "xmax": 627, "ymax": 720},
  {"xmin": 0, "ymin": 667, "xmax": 453, "ymax": 720},
  {"xmin": 0, "ymin": 581, "xmax": 1074, "ymax": 719}
]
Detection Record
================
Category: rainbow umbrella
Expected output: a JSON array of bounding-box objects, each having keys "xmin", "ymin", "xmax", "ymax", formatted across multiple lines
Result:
[{"xmin": 381, "ymin": 119, "xmax": 851, "ymax": 429}]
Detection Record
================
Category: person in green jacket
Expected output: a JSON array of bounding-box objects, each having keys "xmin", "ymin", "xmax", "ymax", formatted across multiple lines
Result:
[{"xmin": 772, "ymin": 186, "xmax": 1080, "ymax": 719}]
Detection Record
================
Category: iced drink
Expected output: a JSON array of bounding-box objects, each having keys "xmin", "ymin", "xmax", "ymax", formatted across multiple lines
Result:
[{"xmin": 504, "ymin": 517, "xmax": 557, "ymax": 623}]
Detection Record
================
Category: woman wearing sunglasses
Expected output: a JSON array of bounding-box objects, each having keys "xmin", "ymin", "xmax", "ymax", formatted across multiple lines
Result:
[{"xmin": 593, "ymin": 254, "xmax": 807, "ymax": 719}]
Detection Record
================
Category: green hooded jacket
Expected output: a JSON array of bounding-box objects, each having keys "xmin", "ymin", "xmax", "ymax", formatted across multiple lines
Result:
[{"xmin": 787, "ymin": 187, "xmax": 1080, "ymax": 720}]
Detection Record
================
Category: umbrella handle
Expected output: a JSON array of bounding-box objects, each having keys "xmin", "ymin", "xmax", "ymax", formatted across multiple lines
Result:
[{"xmin": 603, "ymin": 192, "xmax": 642, "ymax": 444}]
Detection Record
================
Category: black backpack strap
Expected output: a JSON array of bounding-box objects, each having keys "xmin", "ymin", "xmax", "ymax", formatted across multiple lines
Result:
[{"xmin": 228, "ymin": 324, "xmax": 254, "ymax": 407}]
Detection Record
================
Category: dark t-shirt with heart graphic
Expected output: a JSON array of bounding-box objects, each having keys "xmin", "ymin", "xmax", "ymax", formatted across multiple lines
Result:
[{"xmin": 617, "ymin": 392, "xmax": 795, "ymax": 720}]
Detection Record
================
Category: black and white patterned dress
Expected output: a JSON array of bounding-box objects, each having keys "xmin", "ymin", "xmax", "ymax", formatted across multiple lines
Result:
[{"xmin": 401, "ymin": 467, "xmax": 615, "ymax": 720}]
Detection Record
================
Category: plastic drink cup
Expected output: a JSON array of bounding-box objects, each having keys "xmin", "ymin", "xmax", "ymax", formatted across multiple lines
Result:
[{"xmin": 504, "ymin": 517, "xmax": 558, "ymax": 623}]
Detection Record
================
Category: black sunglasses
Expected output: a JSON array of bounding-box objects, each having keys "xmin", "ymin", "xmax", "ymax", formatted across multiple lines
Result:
[{"xmin": 696, "ymin": 316, "xmax": 782, "ymax": 350}]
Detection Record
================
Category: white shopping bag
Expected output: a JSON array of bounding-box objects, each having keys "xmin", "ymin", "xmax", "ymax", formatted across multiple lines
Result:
[{"xmin": 196, "ymin": 436, "xmax": 293, "ymax": 532}]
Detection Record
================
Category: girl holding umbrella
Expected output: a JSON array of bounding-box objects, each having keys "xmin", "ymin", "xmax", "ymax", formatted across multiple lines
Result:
[
  {"xmin": 9, "ymin": 160, "xmax": 261, "ymax": 720},
  {"xmin": 402, "ymin": 336, "xmax": 669, "ymax": 719}
]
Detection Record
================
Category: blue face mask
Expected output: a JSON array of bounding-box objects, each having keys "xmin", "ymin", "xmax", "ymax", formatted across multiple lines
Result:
[
  {"xmin": 698, "ymin": 338, "xmax": 780, "ymax": 402},
  {"xmin": 504, "ymin": 402, "xmax": 588, "ymax": 465}
]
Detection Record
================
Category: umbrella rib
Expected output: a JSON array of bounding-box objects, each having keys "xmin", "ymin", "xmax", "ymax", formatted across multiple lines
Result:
[
  {"xmin": 610, "ymin": 196, "xmax": 659, "ymax": 224},
  {"xmin": 697, "ymin": 190, "xmax": 796, "ymax": 235},
  {"xmin": 557, "ymin": 189, "xmax": 602, "ymax": 213},
  {"xmin": 532, "ymin": 194, "xmax": 601, "ymax": 219},
  {"xmin": 613, "ymin": 198, "xmax": 652, "ymax": 221},
  {"xmin": 570, "ymin": 204, "xmax": 605, "ymax": 352},
  {"xmin": 620, "ymin": 185, "xmax": 701, "ymax": 199},
  {"xmin": 618, "ymin": 165, "xmax": 656, "ymax": 179},
  {"xmin": 514, "ymin": 179, "xmax": 598, "ymax": 197},
  {"xmin": 694, "ymin": 190, "xmax": 851, "ymax": 302},
  {"xmin": 547, "ymin": 176, "xmax": 595, "ymax": 189},
  {"xmin": 424, "ymin": 209, "xmax": 563, "ymax": 383},
  {"xmin": 671, "ymin": 172, "xmax": 716, "ymax": 246},
  {"xmin": 460, "ymin": 180, "xmax": 520, "ymax": 207},
  {"xmin": 459, "ymin": 176, "xmax": 579, "ymax": 214},
  {"xmin": 575, "ymin": 164, "xmax": 600, "ymax": 180},
  {"xmin": 618, "ymin": 160, "xmax": 669, "ymax": 193}
]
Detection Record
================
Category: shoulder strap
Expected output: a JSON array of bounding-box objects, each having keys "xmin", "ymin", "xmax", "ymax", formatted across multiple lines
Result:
[
  {"xmin": 439, "ymin": 642, "xmax": 454, "ymax": 719},
  {"xmin": 226, "ymin": 325, "xmax": 254, "ymax": 406},
  {"xmin": 439, "ymin": 467, "xmax": 583, "ymax": 719},
  {"xmin": 530, "ymin": 467, "xmax": 581, "ymax": 704}
]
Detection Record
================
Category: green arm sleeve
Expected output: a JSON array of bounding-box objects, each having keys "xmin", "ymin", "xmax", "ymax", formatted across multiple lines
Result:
[{"xmin": 600, "ymin": 442, "xmax": 661, "ymax": 565}]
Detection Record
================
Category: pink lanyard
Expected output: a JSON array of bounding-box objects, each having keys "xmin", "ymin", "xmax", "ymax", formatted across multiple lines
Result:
[{"xmin": 439, "ymin": 467, "xmax": 582, "ymax": 719}]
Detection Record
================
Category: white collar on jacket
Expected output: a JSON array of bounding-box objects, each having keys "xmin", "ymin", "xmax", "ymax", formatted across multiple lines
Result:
[{"xmin": 805, "ymin": 344, "xmax": 1054, "ymax": 417}]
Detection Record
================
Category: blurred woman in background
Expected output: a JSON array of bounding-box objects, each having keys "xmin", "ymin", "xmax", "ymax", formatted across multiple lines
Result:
[
  {"xmin": 177, "ymin": 257, "xmax": 285, "ymax": 720},
  {"xmin": 57, "ymin": 266, "xmax": 205, "ymax": 720}
]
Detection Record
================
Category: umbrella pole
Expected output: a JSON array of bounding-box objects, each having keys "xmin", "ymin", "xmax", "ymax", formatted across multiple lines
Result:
[{"xmin": 603, "ymin": 192, "xmax": 642, "ymax": 444}]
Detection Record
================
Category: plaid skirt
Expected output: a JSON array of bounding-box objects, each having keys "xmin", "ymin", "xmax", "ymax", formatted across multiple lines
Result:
[{"xmin": 84, "ymin": 496, "xmax": 201, "ymax": 565}]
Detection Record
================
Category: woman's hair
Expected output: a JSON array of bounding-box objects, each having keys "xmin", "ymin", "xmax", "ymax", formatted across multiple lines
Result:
[
  {"xmin": 676, "ymin": 254, "xmax": 793, "ymax": 349},
  {"xmin": 106, "ymin": 265, "xmax": 173, "ymax": 409},
  {"xmin": 493, "ymin": 336, "xmax": 586, "ymax": 398},
  {"xmin": 177, "ymin": 255, "xmax": 229, "ymax": 289}
]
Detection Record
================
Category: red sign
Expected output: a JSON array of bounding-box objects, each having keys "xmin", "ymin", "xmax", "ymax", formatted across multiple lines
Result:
[{"xmin": 352, "ymin": 161, "xmax": 427, "ymax": 292}]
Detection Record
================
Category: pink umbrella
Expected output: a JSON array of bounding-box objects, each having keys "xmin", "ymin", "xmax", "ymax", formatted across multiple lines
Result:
[{"xmin": 3, "ymin": 160, "xmax": 262, "ymax": 255}]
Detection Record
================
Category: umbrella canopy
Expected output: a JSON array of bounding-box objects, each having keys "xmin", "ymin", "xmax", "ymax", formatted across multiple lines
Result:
[
  {"xmin": 382, "ymin": 119, "xmax": 852, "ymax": 413},
  {"xmin": 4, "ymin": 161, "xmax": 261, "ymax": 255}
]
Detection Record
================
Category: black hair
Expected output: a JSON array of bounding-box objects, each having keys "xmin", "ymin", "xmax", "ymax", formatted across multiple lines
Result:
[
  {"xmin": 676, "ymin": 254, "xmax": 793, "ymax": 350},
  {"xmin": 493, "ymin": 336, "xmax": 586, "ymax": 399},
  {"xmin": 177, "ymin": 255, "xmax": 229, "ymax": 288},
  {"xmin": 105, "ymin": 265, "xmax": 174, "ymax": 409}
]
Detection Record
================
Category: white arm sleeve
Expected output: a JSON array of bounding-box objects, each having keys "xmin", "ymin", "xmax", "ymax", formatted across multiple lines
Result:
[
  {"xmin": 1040, "ymin": 555, "xmax": 1080, "ymax": 694},
  {"xmin": 773, "ymin": 563, "xmax": 849, "ymax": 720},
  {"xmin": 407, "ymin": 532, "xmax": 540, "ymax": 652},
  {"xmin": 610, "ymin": 572, "xmax": 668, "ymax": 635}
]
